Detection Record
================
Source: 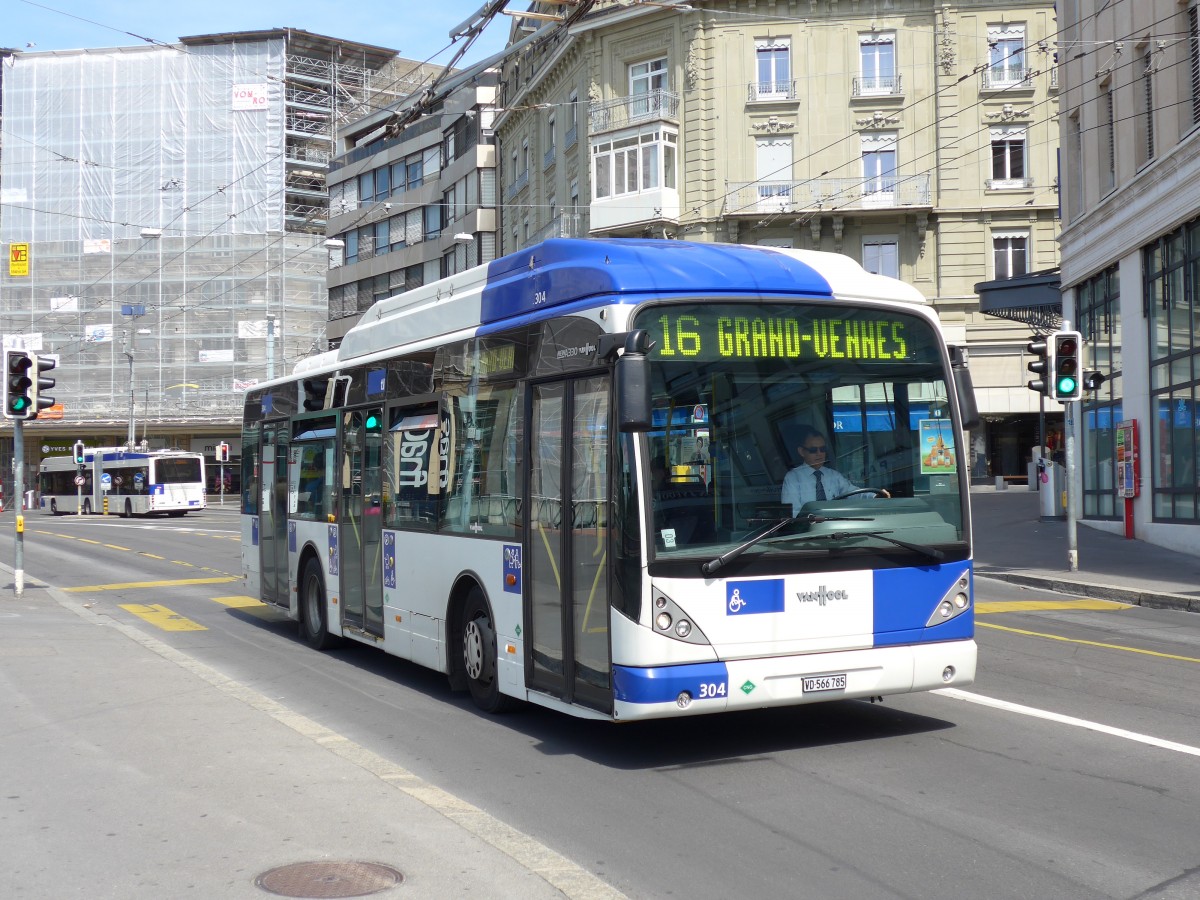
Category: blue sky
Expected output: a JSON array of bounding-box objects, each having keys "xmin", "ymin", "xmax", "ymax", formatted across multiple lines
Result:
[{"xmin": 11, "ymin": 0, "xmax": 511, "ymax": 68}]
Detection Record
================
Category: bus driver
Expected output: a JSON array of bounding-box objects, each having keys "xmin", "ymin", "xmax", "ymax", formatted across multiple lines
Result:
[{"xmin": 781, "ymin": 426, "xmax": 889, "ymax": 514}]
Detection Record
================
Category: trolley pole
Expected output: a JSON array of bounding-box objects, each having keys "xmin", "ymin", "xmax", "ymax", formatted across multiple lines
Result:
[{"xmin": 12, "ymin": 419, "xmax": 26, "ymax": 598}]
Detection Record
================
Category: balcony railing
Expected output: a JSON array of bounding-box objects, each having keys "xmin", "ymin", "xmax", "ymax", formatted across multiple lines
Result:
[
  {"xmin": 985, "ymin": 177, "xmax": 1035, "ymax": 190},
  {"xmin": 544, "ymin": 146, "xmax": 557, "ymax": 169},
  {"xmin": 528, "ymin": 212, "xmax": 590, "ymax": 245},
  {"xmin": 747, "ymin": 79, "xmax": 798, "ymax": 102},
  {"xmin": 981, "ymin": 66, "xmax": 1033, "ymax": 90},
  {"xmin": 589, "ymin": 89, "xmax": 679, "ymax": 134},
  {"xmin": 725, "ymin": 173, "xmax": 932, "ymax": 214},
  {"xmin": 852, "ymin": 74, "xmax": 903, "ymax": 97},
  {"xmin": 505, "ymin": 169, "xmax": 530, "ymax": 200}
]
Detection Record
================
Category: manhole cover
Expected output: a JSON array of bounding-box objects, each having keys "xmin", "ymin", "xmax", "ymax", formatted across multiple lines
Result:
[{"xmin": 255, "ymin": 861, "xmax": 404, "ymax": 898}]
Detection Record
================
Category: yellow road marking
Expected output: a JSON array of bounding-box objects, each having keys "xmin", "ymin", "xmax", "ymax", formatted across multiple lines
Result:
[
  {"xmin": 63, "ymin": 576, "xmax": 240, "ymax": 593},
  {"xmin": 212, "ymin": 595, "xmax": 265, "ymax": 608},
  {"xmin": 140, "ymin": 553, "xmax": 166, "ymax": 560},
  {"xmin": 977, "ymin": 599, "xmax": 1130, "ymax": 614},
  {"xmin": 171, "ymin": 560, "xmax": 196, "ymax": 568},
  {"xmin": 978, "ymin": 621, "xmax": 1200, "ymax": 663},
  {"xmin": 103, "ymin": 543, "xmax": 132, "ymax": 551},
  {"xmin": 118, "ymin": 604, "xmax": 207, "ymax": 632}
]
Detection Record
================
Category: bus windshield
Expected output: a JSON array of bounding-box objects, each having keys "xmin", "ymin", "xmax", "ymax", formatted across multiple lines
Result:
[
  {"xmin": 634, "ymin": 300, "xmax": 966, "ymax": 566},
  {"xmin": 155, "ymin": 457, "xmax": 204, "ymax": 484}
]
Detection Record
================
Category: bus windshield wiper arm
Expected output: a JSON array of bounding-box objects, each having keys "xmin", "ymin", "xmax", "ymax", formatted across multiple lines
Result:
[
  {"xmin": 793, "ymin": 529, "xmax": 945, "ymax": 562},
  {"xmin": 699, "ymin": 512, "xmax": 874, "ymax": 576}
]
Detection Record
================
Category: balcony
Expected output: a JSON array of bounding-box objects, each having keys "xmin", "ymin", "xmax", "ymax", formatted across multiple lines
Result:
[
  {"xmin": 589, "ymin": 90, "xmax": 679, "ymax": 135},
  {"xmin": 505, "ymin": 169, "xmax": 529, "ymax": 200},
  {"xmin": 981, "ymin": 66, "xmax": 1034, "ymax": 91},
  {"xmin": 852, "ymin": 74, "xmax": 903, "ymax": 97},
  {"xmin": 724, "ymin": 173, "xmax": 932, "ymax": 215},
  {"xmin": 528, "ymin": 212, "xmax": 590, "ymax": 245},
  {"xmin": 747, "ymin": 80, "xmax": 798, "ymax": 102}
]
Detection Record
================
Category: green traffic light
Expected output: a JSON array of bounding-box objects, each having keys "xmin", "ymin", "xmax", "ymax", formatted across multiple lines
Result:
[
  {"xmin": 1057, "ymin": 376, "xmax": 1077, "ymax": 395},
  {"xmin": 364, "ymin": 413, "xmax": 380, "ymax": 431}
]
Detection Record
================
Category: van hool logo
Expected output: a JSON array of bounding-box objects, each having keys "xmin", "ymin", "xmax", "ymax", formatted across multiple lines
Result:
[{"xmin": 796, "ymin": 586, "xmax": 849, "ymax": 607}]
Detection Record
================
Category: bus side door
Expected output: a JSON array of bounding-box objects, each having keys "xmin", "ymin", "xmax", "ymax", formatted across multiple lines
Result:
[{"xmin": 260, "ymin": 422, "xmax": 290, "ymax": 607}]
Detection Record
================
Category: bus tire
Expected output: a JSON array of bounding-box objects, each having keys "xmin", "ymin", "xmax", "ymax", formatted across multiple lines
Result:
[
  {"xmin": 167, "ymin": 511, "xmax": 186, "ymax": 517},
  {"xmin": 461, "ymin": 587, "xmax": 517, "ymax": 714},
  {"xmin": 300, "ymin": 557, "xmax": 337, "ymax": 651},
  {"xmin": 82, "ymin": 499, "xmax": 92, "ymax": 515},
  {"xmin": 121, "ymin": 499, "xmax": 132, "ymax": 518},
  {"xmin": 50, "ymin": 499, "xmax": 59, "ymax": 515}
]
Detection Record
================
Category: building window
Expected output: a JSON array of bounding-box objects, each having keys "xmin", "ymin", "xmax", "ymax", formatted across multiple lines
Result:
[
  {"xmin": 1190, "ymin": 6, "xmax": 1200, "ymax": 125},
  {"xmin": 1137, "ymin": 48, "xmax": 1155, "ymax": 167},
  {"xmin": 1144, "ymin": 221, "xmax": 1200, "ymax": 521},
  {"xmin": 1078, "ymin": 265, "xmax": 1122, "ymax": 520},
  {"xmin": 591, "ymin": 128, "xmax": 678, "ymax": 200},
  {"xmin": 863, "ymin": 237, "xmax": 899, "ymax": 279},
  {"xmin": 857, "ymin": 33, "xmax": 897, "ymax": 95},
  {"xmin": 566, "ymin": 90, "xmax": 579, "ymax": 148},
  {"xmin": 545, "ymin": 113, "xmax": 556, "ymax": 168},
  {"xmin": 629, "ymin": 57, "xmax": 668, "ymax": 119},
  {"xmin": 988, "ymin": 127, "xmax": 1027, "ymax": 188},
  {"xmin": 992, "ymin": 231, "xmax": 1028, "ymax": 279},
  {"xmin": 754, "ymin": 39, "xmax": 791, "ymax": 99},
  {"xmin": 1066, "ymin": 110, "xmax": 1083, "ymax": 221},
  {"xmin": 861, "ymin": 132, "xmax": 898, "ymax": 202},
  {"xmin": 1101, "ymin": 88, "xmax": 1116, "ymax": 193},
  {"xmin": 755, "ymin": 136, "xmax": 793, "ymax": 210},
  {"xmin": 985, "ymin": 24, "xmax": 1027, "ymax": 87}
]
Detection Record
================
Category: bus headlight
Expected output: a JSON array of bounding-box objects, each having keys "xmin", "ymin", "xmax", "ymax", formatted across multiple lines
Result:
[
  {"xmin": 926, "ymin": 570, "xmax": 972, "ymax": 627},
  {"xmin": 674, "ymin": 619, "xmax": 692, "ymax": 638},
  {"xmin": 656, "ymin": 612, "xmax": 672, "ymax": 631},
  {"xmin": 649, "ymin": 588, "xmax": 710, "ymax": 646}
]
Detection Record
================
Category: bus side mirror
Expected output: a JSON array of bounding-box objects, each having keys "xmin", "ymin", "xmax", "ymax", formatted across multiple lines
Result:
[
  {"xmin": 949, "ymin": 345, "xmax": 981, "ymax": 431},
  {"xmin": 615, "ymin": 330, "xmax": 654, "ymax": 433}
]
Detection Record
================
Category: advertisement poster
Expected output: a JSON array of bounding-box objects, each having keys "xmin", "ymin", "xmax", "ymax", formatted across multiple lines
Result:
[{"xmin": 919, "ymin": 419, "xmax": 957, "ymax": 474}]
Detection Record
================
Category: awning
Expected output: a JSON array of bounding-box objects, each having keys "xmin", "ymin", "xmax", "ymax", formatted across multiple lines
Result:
[{"xmin": 974, "ymin": 269, "xmax": 1062, "ymax": 330}]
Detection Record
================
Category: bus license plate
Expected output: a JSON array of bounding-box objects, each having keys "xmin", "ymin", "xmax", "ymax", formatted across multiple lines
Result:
[{"xmin": 802, "ymin": 674, "xmax": 846, "ymax": 693}]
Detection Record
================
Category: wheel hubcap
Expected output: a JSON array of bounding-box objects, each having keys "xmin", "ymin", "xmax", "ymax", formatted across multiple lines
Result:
[{"xmin": 464, "ymin": 616, "xmax": 493, "ymax": 682}]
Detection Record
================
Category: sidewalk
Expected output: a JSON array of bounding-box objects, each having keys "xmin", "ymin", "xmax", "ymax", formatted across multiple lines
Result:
[
  {"xmin": 970, "ymin": 484, "xmax": 1200, "ymax": 613},
  {"xmin": 0, "ymin": 576, "xmax": 621, "ymax": 900}
]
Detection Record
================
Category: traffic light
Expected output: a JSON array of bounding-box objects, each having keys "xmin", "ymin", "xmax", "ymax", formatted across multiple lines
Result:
[
  {"xmin": 1025, "ymin": 336, "xmax": 1052, "ymax": 397},
  {"xmin": 3, "ymin": 349, "xmax": 35, "ymax": 419},
  {"xmin": 34, "ymin": 355, "xmax": 57, "ymax": 415},
  {"xmin": 216, "ymin": 442, "xmax": 230, "ymax": 463},
  {"xmin": 302, "ymin": 376, "xmax": 329, "ymax": 412},
  {"xmin": 1083, "ymin": 370, "xmax": 1107, "ymax": 392},
  {"xmin": 1052, "ymin": 330, "xmax": 1083, "ymax": 401},
  {"xmin": 73, "ymin": 440, "xmax": 86, "ymax": 470}
]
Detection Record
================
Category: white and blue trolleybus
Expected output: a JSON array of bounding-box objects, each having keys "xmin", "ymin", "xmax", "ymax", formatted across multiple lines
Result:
[
  {"xmin": 240, "ymin": 239, "xmax": 979, "ymax": 721},
  {"xmin": 39, "ymin": 446, "xmax": 207, "ymax": 517}
]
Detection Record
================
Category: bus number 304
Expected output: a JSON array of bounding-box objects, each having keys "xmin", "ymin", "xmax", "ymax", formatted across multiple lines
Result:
[{"xmin": 698, "ymin": 681, "xmax": 727, "ymax": 699}]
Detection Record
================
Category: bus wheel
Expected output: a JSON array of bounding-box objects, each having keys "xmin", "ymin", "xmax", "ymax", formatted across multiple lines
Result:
[
  {"xmin": 461, "ymin": 588, "xmax": 516, "ymax": 713},
  {"xmin": 300, "ymin": 557, "xmax": 337, "ymax": 651},
  {"xmin": 82, "ymin": 499, "xmax": 92, "ymax": 515},
  {"xmin": 121, "ymin": 499, "xmax": 132, "ymax": 518},
  {"xmin": 50, "ymin": 499, "xmax": 59, "ymax": 515},
  {"xmin": 167, "ymin": 511, "xmax": 186, "ymax": 517}
]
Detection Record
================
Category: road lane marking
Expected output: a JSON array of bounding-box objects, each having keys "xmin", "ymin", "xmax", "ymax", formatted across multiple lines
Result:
[
  {"xmin": 976, "ymin": 599, "xmax": 1130, "ymax": 614},
  {"xmin": 63, "ymin": 576, "xmax": 240, "ymax": 592},
  {"xmin": 211, "ymin": 595, "xmax": 280, "ymax": 619},
  {"xmin": 978, "ymin": 620, "xmax": 1200, "ymax": 663},
  {"xmin": 118, "ymin": 603, "xmax": 207, "ymax": 632},
  {"xmin": 140, "ymin": 553, "xmax": 166, "ymax": 560},
  {"xmin": 103, "ymin": 543, "xmax": 132, "ymax": 551},
  {"xmin": 211, "ymin": 595, "xmax": 265, "ymax": 608},
  {"xmin": 935, "ymin": 688, "xmax": 1200, "ymax": 758}
]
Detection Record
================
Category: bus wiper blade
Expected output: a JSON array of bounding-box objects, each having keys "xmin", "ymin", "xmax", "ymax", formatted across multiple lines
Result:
[
  {"xmin": 793, "ymin": 529, "xmax": 945, "ymax": 562},
  {"xmin": 699, "ymin": 512, "xmax": 877, "ymax": 576}
]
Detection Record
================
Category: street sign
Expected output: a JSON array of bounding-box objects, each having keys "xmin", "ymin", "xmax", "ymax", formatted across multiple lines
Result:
[{"xmin": 74, "ymin": 475, "xmax": 85, "ymax": 487}]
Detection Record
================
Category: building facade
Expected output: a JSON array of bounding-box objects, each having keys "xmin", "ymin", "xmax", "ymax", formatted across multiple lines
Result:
[
  {"xmin": 494, "ymin": 0, "xmax": 1061, "ymax": 480},
  {"xmin": 1059, "ymin": 0, "xmax": 1200, "ymax": 554},
  {"xmin": 324, "ymin": 74, "xmax": 500, "ymax": 347},
  {"xmin": 0, "ymin": 30, "xmax": 413, "ymax": 493}
]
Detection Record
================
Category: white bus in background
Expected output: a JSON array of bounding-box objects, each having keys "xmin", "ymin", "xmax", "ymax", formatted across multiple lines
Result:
[{"xmin": 39, "ymin": 446, "xmax": 206, "ymax": 517}]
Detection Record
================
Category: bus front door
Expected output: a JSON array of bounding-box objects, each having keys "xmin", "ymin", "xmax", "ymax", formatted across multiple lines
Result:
[
  {"xmin": 339, "ymin": 409, "xmax": 384, "ymax": 637},
  {"xmin": 527, "ymin": 376, "xmax": 612, "ymax": 714},
  {"xmin": 260, "ymin": 423, "xmax": 290, "ymax": 607}
]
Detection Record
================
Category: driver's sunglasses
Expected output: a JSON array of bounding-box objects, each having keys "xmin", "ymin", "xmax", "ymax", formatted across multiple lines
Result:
[{"xmin": 801, "ymin": 445, "xmax": 827, "ymax": 453}]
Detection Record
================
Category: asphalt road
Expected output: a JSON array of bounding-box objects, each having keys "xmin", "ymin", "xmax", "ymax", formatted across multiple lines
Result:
[{"xmin": 5, "ymin": 506, "xmax": 1199, "ymax": 900}]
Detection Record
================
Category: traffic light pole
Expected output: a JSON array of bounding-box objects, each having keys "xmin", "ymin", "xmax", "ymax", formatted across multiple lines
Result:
[
  {"xmin": 12, "ymin": 419, "xmax": 25, "ymax": 598},
  {"xmin": 1066, "ymin": 400, "xmax": 1079, "ymax": 572}
]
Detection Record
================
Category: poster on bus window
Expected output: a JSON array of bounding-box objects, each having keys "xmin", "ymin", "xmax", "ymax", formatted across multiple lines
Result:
[{"xmin": 919, "ymin": 419, "xmax": 957, "ymax": 474}]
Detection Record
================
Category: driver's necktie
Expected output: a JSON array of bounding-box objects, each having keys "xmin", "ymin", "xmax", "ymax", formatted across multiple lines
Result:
[{"xmin": 814, "ymin": 469, "xmax": 826, "ymax": 501}]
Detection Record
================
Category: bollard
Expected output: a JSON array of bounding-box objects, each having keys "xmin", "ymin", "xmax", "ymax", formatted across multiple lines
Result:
[
  {"xmin": 103, "ymin": 496, "xmax": 109, "ymax": 515},
  {"xmin": 994, "ymin": 476, "xmax": 1007, "ymax": 491}
]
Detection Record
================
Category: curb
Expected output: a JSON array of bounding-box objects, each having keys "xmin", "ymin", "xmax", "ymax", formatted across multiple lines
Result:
[{"xmin": 975, "ymin": 568, "xmax": 1200, "ymax": 613}]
